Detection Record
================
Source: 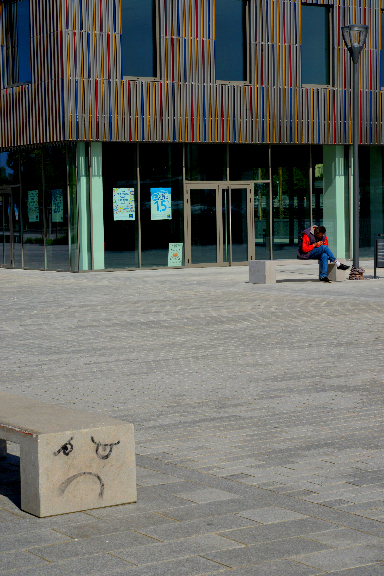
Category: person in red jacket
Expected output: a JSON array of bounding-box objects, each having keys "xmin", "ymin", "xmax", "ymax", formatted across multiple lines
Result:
[{"xmin": 298, "ymin": 225, "xmax": 350, "ymax": 283}]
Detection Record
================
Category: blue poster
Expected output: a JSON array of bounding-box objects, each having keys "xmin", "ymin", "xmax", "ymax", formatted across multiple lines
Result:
[{"xmin": 151, "ymin": 188, "xmax": 172, "ymax": 220}]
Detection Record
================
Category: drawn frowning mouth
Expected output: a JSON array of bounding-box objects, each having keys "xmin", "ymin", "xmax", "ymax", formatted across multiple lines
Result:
[{"xmin": 58, "ymin": 472, "xmax": 105, "ymax": 498}]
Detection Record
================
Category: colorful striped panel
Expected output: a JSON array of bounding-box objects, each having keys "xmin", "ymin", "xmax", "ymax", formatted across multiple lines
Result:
[{"xmin": 0, "ymin": 0, "xmax": 383, "ymax": 148}]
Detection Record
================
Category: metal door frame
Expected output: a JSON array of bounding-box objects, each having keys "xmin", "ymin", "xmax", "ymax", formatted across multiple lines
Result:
[{"xmin": 184, "ymin": 182, "xmax": 254, "ymax": 267}]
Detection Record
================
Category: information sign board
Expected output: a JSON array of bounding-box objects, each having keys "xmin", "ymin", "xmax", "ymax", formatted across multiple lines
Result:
[{"xmin": 168, "ymin": 243, "xmax": 183, "ymax": 267}]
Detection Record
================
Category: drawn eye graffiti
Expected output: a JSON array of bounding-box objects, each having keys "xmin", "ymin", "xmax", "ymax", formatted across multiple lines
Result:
[
  {"xmin": 91, "ymin": 436, "xmax": 120, "ymax": 460},
  {"xmin": 54, "ymin": 437, "xmax": 74, "ymax": 457}
]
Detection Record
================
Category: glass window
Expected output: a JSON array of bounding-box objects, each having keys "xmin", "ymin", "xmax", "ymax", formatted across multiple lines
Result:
[
  {"xmin": 229, "ymin": 145, "xmax": 269, "ymax": 181},
  {"xmin": 0, "ymin": 151, "xmax": 20, "ymax": 268},
  {"xmin": 301, "ymin": 4, "xmax": 330, "ymax": 86},
  {"xmin": 190, "ymin": 188, "xmax": 217, "ymax": 264},
  {"xmin": 121, "ymin": 0, "xmax": 157, "ymax": 78},
  {"xmin": 102, "ymin": 143, "xmax": 138, "ymax": 269},
  {"xmin": 359, "ymin": 146, "xmax": 384, "ymax": 258},
  {"xmin": 43, "ymin": 146, "xmax": 69, "ymax": 271},
  {"xmin": 272, "ymin": 145, "xmax": 310, "ymax": 258},
  {"xmin": 186, "ymin": 144, "xmax": 227, "ymax": 181},
  {"xmin": 68, "ymin": 144, "xmax": 79, "ymax": 272},
  {"xmin": 20, "ymin": 149, "xmax": 44, "ymax": 269},
  {"xmin": 381, "ymin": 12, "xmax": 384, "ymax": 88},
  {"xmin": 215, "ymin": 0, "xmax": 248, "ymax": 82},
  {"xmin": 0, "ymin": 151, "xmax": 19, "ymax": 185},
  {"xmin": 4, "ymin": 0, "xmax": 31, "ymax": 86},
  {"xmin": 140, "ymin": 143, "xmax": 183, "ymax": 268},
  {"xmin": 254, "ymin": 183, "xmax": 271, "ymax": 260}
]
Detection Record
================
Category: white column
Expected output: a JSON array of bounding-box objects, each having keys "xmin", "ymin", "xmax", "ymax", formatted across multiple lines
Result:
[
  {"xmin": 77, "ymin": 143, "xmax": 91, "ymax": 271},
  {"xmin": 90, "ymin": 142, "xmax": 105, "ymax": 270}
]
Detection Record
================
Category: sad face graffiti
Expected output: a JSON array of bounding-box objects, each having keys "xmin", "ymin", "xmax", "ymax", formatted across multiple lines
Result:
[{"xmin": 48, "ymin": 428, "xmax": 126, "ymax": 504}]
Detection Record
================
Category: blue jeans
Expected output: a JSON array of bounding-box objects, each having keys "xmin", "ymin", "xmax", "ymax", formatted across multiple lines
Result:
[{"xmin": 309, "ymin": 245, "xmax": 336, "ymax": 278}]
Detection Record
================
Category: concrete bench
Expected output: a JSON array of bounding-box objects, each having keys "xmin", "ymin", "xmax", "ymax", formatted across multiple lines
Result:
[
  {"xmin": 249, "ymin": 260, "xmax": 347, "ymax": 284},
  {"xmin": 0, "ymin": 392, "xmax": 137, "ymax": 517}
]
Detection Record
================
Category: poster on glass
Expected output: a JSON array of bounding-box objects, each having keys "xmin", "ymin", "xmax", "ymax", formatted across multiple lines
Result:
[
  {"xmin": 52, "ymin": 189, "xmax": 63, "ymax": 223},
  {"xmin": 28, "ymin": 190, "xmax": 39, "ymax": 222},
  {"xmin": 151, "ymin": 188, "xmax": 172, "ymax": 220},
  {"xmin": 168, "ymin": 243, "xmax": 183, "ymax": 266},
  {"xmin": 113, "ymin": 188, "xmax": 135, "ymax": 221}
]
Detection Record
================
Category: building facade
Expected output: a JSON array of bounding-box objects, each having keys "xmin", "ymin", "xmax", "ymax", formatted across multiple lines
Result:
[{"xmin": 0, "ymin": 0, "xmax": 383, "ymax": 271}]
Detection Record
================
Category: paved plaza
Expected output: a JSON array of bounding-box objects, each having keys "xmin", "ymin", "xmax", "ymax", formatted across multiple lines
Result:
[{"xmin": 1, "ymin": 260, "xmax": 384, "ymax": 575}]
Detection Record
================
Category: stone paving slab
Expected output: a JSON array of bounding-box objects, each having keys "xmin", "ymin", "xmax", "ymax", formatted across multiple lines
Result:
[
  {"xmin": 110, "ymin": 534, "xmax": 245, "ymax": 566},
  {"xmin": 212, "ymin": 560, "xmax": 326, "ymax": 575},
  {"xmin": 1, "ymin": 262, "xmax": 384, "ymax": 574},
  {"xmin": 200, "ymin": 536, "xmax": 333, "ymax": 567},
  {"xmin": 291, "ymin": 544, "xmax": 384, "ymax": 571}
]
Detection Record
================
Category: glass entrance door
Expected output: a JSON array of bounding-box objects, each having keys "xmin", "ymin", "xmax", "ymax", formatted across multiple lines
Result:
[
  {"xmin": 185, "ymin": 183, "xmax": 253, "ymax": 266},
  {"xmin": 222, "ymin": 187, "xmax": 252, "ymax": 264},
  {"xmin": 188, "ymin": 187, "xmax": 219, "ymax": 264},
  {"xmin": 0, "ymin": 187, "xmax": 21, "ymax": 268}
]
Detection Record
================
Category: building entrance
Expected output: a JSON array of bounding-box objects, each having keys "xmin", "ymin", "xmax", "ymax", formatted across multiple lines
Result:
[
  {"xmin": 0, "ymin": 186, "xmax": 21, "ymax": 268},
  {"xmin": 184, "ymin": 183, "xmax": 254, "ymax": 266}
]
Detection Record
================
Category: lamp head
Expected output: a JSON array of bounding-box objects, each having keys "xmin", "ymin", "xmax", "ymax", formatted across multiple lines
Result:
[{"xmin": 342, "ymin": 24, "xmax": 369, "ymax": 63}]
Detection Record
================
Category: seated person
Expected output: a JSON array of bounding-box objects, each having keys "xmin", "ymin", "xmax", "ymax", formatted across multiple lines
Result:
[{"xmin": 297, "ymin": 225, "xmax": 349, "ymax": 283}]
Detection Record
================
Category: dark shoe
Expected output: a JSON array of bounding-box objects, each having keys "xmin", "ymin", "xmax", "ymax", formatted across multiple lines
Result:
[
  {"xmin": 337, "ymin": 263, "xmax": 350, "ymax": 271},
  {"xmin": 319, "ymin": 277, "xmax": 332, "ymax": 283}
]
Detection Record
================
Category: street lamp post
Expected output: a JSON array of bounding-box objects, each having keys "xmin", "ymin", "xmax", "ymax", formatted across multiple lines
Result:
[{"xmin": 341, "ymin": 24, "xmax": 368, "ymax": 269}]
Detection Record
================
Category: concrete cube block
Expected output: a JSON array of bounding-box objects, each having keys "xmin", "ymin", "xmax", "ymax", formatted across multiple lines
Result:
[
  {"xmin": 327, "ymin": 262, "xmax": 347, "ymax": 282},
  {"xmin": 0, "ymin": 392, "xmax": 137, "ymax": 517},
  {"xmin": 19, "ymin": 424, "xmax": 136, "ymax": 517},
  {"xmin": 249, "ymin": 261, "xmax": 276, "ymax": 284}
]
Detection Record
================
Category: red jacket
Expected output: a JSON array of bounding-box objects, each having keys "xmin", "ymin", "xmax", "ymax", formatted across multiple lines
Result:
[{"xmin": 301, "ymin": 233, "xmax": 328, "ymax": 253}]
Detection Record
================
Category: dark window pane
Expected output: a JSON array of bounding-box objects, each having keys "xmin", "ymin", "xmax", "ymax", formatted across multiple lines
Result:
[
  {"xmin": 381, "ymin": 13, "xmax": 384, "ymax": 87},
  {"xmin": 102, "ymin": 143, "xmax": 139, "ymax": 269},
  {"xmin": 358, "ymin": 146, "xmax": 383, "ymax": 257},
  {"xmin": 121, "ymin": 0, "xmax": 157, "ymax": 78},
  {"xmin": 68, "ymin": 145, "xmax": 79, "ymax": 272},
  {"xmin": 230, "ymin": 188, "xmax": 248, "ymax": 262},
  {"xmin": 311, "ymin": 145, "xmax": 324, "ymax": 229},
  {"xmin": 186, "ymin": 144, "xmax": 227, "ymax": 181},
  {"xmin": 216, "ymin": 0, "xmax": 247, "ymax": 81},
  {"xmin": 17, "ymin": 0, "xmax": 31, "ymax": 83},
  {"xmin": 190, "ymin": 189, "xmax": 217, "ymax": 264},
  {"xmin": 21, "ymin": 149, "xmax": 44, "ymax": 269},
  {"xmin": 43, "ymin": 146, "xmax": 69, "ymax": 271},
  {"xmin": 140, "ymin": 144, "xmax": 184, "ymax": 267},
  {"xmin": 272, "ymin": 145, "xmax": 310, "ymax": 259},
  {"xmin": 254, "ymin": 183, "xmax": 271, "ymax": 260},
  {"xmin": 301, "ymin": 5, "xmax": 330, "ymax": 85},
  {"xmin": 229, "ymin": 145, "xmax": 269, "ymax": 181},
  {"xmin": 0, "ymin": 151, "xmax": 19, "ymax": 185},
  {"xmin": 4, "ymin": 0, "xmax": 31, "ymax": 85}
]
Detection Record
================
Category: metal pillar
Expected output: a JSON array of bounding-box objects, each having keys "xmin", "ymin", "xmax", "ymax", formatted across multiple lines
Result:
[{"xmin": 352, "ymin": 59, "xmax": 359, "ymax": 268}]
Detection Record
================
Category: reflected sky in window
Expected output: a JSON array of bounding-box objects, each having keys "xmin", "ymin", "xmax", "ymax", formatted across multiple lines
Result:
[
  {"xmin": 17, "ymin": 0, "xmax": 31, "ymax": 84},
  {"xmin": 216, "ymin": 0, "xmax": 247, "ymax": 81},
  {"xmin": 301, "ymin": 4, "xmax": 330, "ymax": 86},
  {"xmin": 121, "ymin": 0, "xmax": 157, "ymax": 78}
]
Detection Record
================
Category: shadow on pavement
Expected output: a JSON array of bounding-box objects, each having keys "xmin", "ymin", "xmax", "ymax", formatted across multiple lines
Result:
[{"xmin": 0, "ymin": 453, "xmax": 21, "ymax": 509}]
